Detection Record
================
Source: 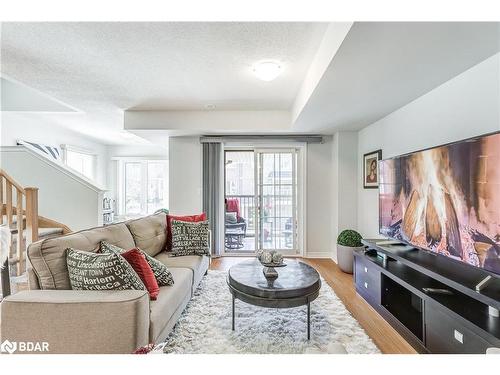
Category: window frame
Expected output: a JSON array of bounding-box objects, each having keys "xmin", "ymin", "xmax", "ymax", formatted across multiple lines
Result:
[
  {"xmin": 116, "ymin": 158, "xmax": 169, "ymax": 218},
  {"xmin": 61, "ymin": 144, "xmax": 97, "ymax": 181}
]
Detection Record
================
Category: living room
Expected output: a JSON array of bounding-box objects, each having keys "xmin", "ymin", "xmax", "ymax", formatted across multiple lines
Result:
[{"xmin": 1, "ymin": 1, "xmax": 500, "ymax": 373}]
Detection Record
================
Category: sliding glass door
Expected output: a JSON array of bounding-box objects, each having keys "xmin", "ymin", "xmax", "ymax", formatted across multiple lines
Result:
[
  {"xmin": 224, "ymin": 151, "xmax": 256, "ymax": 252},
  {"xmin": 224, "ymin": 148, "xmax": 301, "ymax": 255},
  {"xmin": 257, "ymin": 149, "xmax": 298, "ymax": 252}
]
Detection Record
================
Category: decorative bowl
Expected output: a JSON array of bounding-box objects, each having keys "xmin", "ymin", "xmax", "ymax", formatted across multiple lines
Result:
[
  {"xmin": 256, "ymin": 250, "xmax": 285, "ymax": 266},
  {"xmin": 258, "ymin": 260, "xmax": 287, "ymax": 268}
]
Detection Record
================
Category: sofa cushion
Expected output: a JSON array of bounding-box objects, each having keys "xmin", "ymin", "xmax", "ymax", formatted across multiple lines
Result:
[
  {"xmin": 66, "ymin": 248, "xmax": 146, "ymax": 292},
  {"xmin": 101, "ymin": 241, "xmax": 174, "ymax": 287},
  {"xmin": 154, "ymin": 253, "xmax": 209, "ymax": 292},
  {"xmin": 126, "ymin": 213, "xmax": 167, "ymax": 257},
  {"xmin": 28, "ymin": 222, "xmax": 136, "ymax": 290},
  {"xmin": 149, "ymin": 267, "xmax": 192, "ymax": 342}
]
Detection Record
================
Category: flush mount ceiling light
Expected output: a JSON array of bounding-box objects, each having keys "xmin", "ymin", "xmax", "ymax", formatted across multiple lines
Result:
[{"xmin": 252, "ymin": 61, "xmax": 283, "ymax": 81}]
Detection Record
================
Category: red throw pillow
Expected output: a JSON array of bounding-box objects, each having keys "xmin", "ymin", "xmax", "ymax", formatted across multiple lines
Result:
[
  {"xmin": 166, "ymin": 213, "xmax": 207, "ymax": 251},
  {"xmin": 132, "ymin": 343, "xmax": 155, "ymax": 354},
  {"xmin": 121, "ymin": 248, "xmax": 160, "ymax": 300}
]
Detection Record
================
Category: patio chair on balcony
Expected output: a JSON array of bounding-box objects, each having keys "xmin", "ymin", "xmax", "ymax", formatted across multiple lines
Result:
[{"xmin": 225, "ymin": 198, "xmax": 247, "ymax": 249}]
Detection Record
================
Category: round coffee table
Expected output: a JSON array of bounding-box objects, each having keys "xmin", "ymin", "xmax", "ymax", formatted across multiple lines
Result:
[{"xmin": 227, "ymin": 259, "xmax": 321, "ymax": 340}]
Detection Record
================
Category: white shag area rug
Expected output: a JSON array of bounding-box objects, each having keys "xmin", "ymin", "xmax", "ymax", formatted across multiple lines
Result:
[{"xmin": 157, "ymin": 270, "xmax": 380, "ymax": 354}]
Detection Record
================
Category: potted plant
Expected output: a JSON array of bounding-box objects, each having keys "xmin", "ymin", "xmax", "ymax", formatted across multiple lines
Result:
[{"xmin": 336, "ymin": 229, "xmax": 364, "ymax": 273}]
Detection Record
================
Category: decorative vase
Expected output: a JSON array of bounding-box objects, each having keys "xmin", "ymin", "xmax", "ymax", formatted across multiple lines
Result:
[
  {"xmin": 337, "ymin": 244, "xmax": 365, "ymax": 273},
  {"xmin": 262, "ymin": 266, "xmax": 279, "ymax": 280}
]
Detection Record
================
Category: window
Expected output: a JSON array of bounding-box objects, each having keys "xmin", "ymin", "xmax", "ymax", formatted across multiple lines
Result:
[
  {"xmin": 118, "ymin": 160, "xmax": 168, "ymax": 217},
  {"xmin": 62, "ymin": 145, "xmax": 96, "ymax": 181}
]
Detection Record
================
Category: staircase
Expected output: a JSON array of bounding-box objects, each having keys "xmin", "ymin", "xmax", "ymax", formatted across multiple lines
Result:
[{"xmin": 0, "ymin": 168, "xmax": 71, "ymax": 298}]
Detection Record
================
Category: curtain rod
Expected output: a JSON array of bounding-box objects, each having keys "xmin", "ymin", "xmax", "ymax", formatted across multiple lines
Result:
[{"xmin": 199, "ymin": 135, "xmax": 324, "ymax": 144}]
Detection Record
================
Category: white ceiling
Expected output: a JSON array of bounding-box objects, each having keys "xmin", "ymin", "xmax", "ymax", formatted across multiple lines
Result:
[
  {"xmin": 1, "ymin": 77, "xmax": 78, "ymax": 112},
  {"xmin": 1, "ymin": 22, "xmax": 500, "ymax": 144},
  {"xmin": 294, "ymin": 22, "xmax": 500, "ymax": 132},
  {"xmin": 1, "ymin": 22, "xmax": 327, "ymax": 144}
]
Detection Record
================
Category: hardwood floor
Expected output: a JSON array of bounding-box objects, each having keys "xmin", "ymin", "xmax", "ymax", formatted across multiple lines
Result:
[{"xmin": 210, "ymin": 256, "xmax": 417, "ymax": 354}]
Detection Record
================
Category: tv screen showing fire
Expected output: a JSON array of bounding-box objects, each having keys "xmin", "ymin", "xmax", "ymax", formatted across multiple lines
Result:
[{"xmin": 379, "ymin": 132, "xmax": 500, "ymax": 275}]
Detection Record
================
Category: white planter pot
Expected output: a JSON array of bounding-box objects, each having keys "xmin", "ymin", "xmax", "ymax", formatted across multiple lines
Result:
[{"xmin": 337, "ymin": 244, "xmax": 364, "ymax": 273}]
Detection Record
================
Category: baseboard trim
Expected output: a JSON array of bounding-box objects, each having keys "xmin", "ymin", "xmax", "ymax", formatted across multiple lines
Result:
[{"xmin": 305, "ymin": 252, "xmax": 334, "ymax": 259}]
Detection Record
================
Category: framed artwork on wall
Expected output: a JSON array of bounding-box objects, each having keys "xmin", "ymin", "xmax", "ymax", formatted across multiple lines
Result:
[{"xmin": 363, "ymin": 149, "xmax": 382, "ymax": 189}]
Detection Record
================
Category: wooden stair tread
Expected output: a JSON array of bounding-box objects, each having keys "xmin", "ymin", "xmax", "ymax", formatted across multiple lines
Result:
[{"xmin": 10, "ymin": 227, "xmax": 64, "ymax": 242}]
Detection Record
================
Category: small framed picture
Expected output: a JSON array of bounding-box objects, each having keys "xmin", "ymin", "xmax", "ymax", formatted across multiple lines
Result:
[{"xmin": 363, "ymin": 150, "xmax": 382, "ymax": 189}]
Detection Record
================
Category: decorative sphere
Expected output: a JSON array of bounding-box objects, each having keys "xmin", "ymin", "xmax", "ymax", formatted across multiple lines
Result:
[
  {"xmin": 261, "ymin": 252, "xmax": 273, "ymax": 264},
  {"xmin": 272, "ymin": 252, "xmax": 283, "ymax": 264}
]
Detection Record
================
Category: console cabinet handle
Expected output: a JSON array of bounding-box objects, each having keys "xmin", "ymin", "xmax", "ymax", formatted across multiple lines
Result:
[
  {"xmin": 454, "ymin": 330, "xmax": 464, "ymax": 344},
  {"xmin": 364, "ymin": 267, "xmax": 368, "ymax": 273},
  {"xmin": 364, "ymin": 282, "xmax": 368, "ymax": 289}
]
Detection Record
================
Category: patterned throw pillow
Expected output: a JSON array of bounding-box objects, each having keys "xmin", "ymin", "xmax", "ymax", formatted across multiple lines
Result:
[
  {"xmin": 166, "ymin": 213, "xmax": 207, "ymax": 251},
  {"xmin": 66, "ymin": 248, "xmax": 146, "ymax": 291},
  {"xmin": 171, "ymin": 220, "xmax": 210, "ymax": 257},
  {"xmin": 100, "ymin": 241, "xmax": 174, "ymax": 286}
]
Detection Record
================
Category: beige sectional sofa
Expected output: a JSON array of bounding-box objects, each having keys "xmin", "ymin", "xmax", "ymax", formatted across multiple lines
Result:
[{"xmin": 0, "ymin": 212, "xmax": 210, "ymax": 354}]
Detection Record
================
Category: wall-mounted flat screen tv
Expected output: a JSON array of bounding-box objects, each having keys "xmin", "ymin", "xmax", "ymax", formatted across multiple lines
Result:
[{"xmin": 379, "ymin": 132, "xmax": 500, "ymax": 275}]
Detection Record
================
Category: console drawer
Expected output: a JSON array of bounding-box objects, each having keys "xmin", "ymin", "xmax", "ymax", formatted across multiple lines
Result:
[
  {"xmin": 354, "ymin": 255, "xmax": 381, "ymax": 304},
  {"xmin": 355, "ymin": 254, "xmax": 380, "ymax": 284},
  {"xmin": 425, "ymin": 304, "xmax": 492, "ymax": 354}
]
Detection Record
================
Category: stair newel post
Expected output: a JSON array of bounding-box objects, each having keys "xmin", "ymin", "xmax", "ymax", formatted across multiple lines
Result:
[
  {"xmin": 16, "ymin": 188, "xmax": 24, "ymax": 275},
  {"xmin": 25, "ymin": 187, "xmax": 39, "ymax": 248}
]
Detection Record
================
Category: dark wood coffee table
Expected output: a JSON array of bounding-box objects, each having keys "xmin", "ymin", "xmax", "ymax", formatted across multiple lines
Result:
[{"xmin": 227, "ymin": 259, "xmax": 321, "ymax": 339}]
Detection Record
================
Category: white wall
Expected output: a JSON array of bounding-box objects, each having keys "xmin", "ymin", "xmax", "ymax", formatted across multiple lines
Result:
[
  {"xmin": 1, "ymin": 147, "xmax": 104, "ymax": 231},
  {"xmin": 168, "ymin": 136, "xmax": 203, "ymax": 215},
  {"xmin": 357, "ymin": 52, "xmax": 500, "ymax": 238},
  {"xmin": 306, "ymin": 136, "xmax": 334, "ymax": 257},
  {"xmin": 330, "ymin": 132, "xmax": 358, "ymax": 261},
  {"xmin": 168, "ymin": 135, "xmax": 338, "ymax": 257},
  {"xmin": 107, "ymin": 144, "xmax": 168, "ymax": 158},
  {"xmin": 1, "ymin": 112, "xmax": 109, "ymax": 188}
]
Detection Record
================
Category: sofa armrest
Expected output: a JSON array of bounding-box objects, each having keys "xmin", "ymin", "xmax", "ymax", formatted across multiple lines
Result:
[{"xmin": 0, "ymin": 290, "xmax": 150, "ymax": 354}]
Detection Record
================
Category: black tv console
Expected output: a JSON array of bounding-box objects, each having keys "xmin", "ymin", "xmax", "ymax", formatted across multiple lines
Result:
[{"xmin": 354, "ymin": 239, "xmax": 500, "ymax": 353}]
